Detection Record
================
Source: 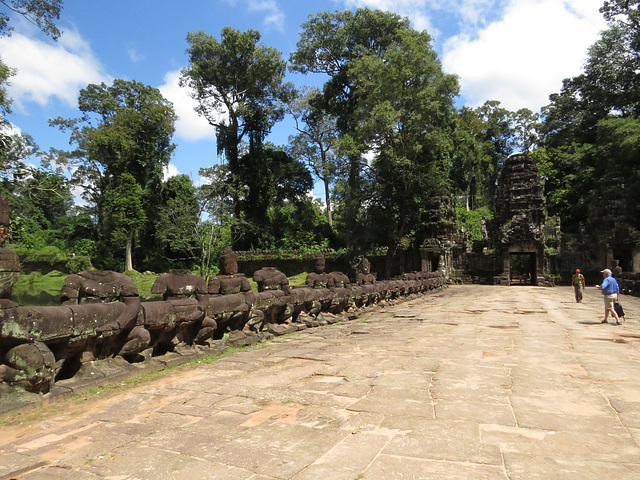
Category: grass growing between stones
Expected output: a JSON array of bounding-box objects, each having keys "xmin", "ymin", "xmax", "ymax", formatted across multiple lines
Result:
[
  {"xmin": 0, "ymin": 342, "xmax": 269, "ymax": 426},
  {"xmin": 72, "ymin": 343, "xmax": 266, "ymax": 402},
  {"xmin": 124, "ymin": 270, "xmax": 161, "ymax": 300},
  {"xmin": 288, "ymin": 272, "xmax": 308, "ymax": 286}
]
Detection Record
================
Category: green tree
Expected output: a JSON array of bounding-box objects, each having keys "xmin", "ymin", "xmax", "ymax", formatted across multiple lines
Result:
[
  {"xmin": 474, "ymin": 100, "xmax": 515, "ymax": 207},
  {"xmin": 1, "ymin": 166, "xmax": 71, "ymax": 249},
  {"xmin": 0, "ymin": 129, "xmax": 35, "ymax": 180},
  {"xmin": 102, "ymin": 173, "xmax": 146, "ymax": 271},
  {"xmin": 0, "ymin": 0, "xmax": 63, "ymax": 168},
  {"xmin": 539, "ymin": 8, "xmax": 640, "ymax": 257},
  {"xmin": 154, "ymin": 174, "xmax": 200, "ymax": 270},
  {"xmin": 0, "ymin": 0, "xmax": 63, "ymax": 39},
  {"xmin": 512, "ymin": 108, "xmax": 540, "ymax": 153},
  {"xmin": 181, "ymin": 27, "xmax": 295, "ymax": 248},
  {"xmin": 49, "ymin": 79, "xmax": 177, "ymax": 270},
  {"xmin": 345, "ymin": 27, "xmax": 459, "ymax": 274},
  {"xmin": 601, "ymin": 0, "xmax": 640, "ymax": 49},
  {"xmin": 197, "ymin": 164, "xmax": 236, "ymax": 275},
  {"xmin": 451, "ymin": 107, "xmax": 485, "ymax": 211},
  {"xmin": 290, "ymin": 9, "xmax": 413, "ymax": 249},
  {"xmin": 267, "ymin": 198, "xmax": 331, "ymax": 251},
  {"xmin": 287, "ymin": 87, "xmax": 340, "ymax": 227},
  {"xmin": 235, "ymin": 145, "xmax": 313, "ymax": 249},
  {"xmin": 0, "ymin": 59, "xmax": 14, "ymax": 121}
]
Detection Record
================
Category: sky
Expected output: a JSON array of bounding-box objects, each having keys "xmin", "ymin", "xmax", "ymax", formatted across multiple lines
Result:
[{"xmin": 0, "ymin": 0, "xmax": 608, "ymax": 201}]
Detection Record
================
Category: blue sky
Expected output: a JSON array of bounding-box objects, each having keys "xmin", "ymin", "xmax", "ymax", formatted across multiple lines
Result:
[{"xmin": 0, "ymin": 0, "xmax": 607, "ymax": 201}]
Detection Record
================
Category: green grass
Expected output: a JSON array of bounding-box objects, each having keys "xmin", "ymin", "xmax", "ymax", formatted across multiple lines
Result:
[
  {"xmin": 11, "ymin": 270, "xmax": 68, "ymax": 306},
  {"xmin": 63, "ymin": 345, "xmax": 251, "ymax": 404},
  {"xmin": 124, "ymin": 270, "xmax": 162, "ymax": 301},
  {"xmin": 0, "ymin": 345, "xmax": 256, "ymax": 425},
  {"xmin": 288, "ymin": 272, "xmax": 308, "ymax": 286}
]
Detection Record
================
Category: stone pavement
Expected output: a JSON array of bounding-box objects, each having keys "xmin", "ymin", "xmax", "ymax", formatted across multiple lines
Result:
[{"xmin": 1, "ymin": 285, "xmax": 640, "ymax": 480}]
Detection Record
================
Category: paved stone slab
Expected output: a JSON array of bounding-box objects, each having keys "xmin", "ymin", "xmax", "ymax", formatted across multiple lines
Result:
[{"xmin": 2, "ymin": 285, "xmax": 640, "ymax": 479}]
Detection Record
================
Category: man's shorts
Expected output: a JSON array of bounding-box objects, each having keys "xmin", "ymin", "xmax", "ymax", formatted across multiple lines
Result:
[{"xmin": 604, "ymin": 293, "xmax": 617, "ymax": 310}]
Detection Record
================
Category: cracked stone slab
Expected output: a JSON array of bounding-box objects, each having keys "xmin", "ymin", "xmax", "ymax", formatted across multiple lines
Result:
[
  {"xmin": 2, "ymin": 285, "xmax": 640, "ymax": 480},
  {"xmin": 362, "ymin": 454, "xmax": 508, "ymax": 479}
]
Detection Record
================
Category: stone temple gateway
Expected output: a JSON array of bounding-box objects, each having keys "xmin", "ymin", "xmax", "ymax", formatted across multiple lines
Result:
[{"xmin": 491, "ymin": 153, "xmax": 557, "ymax": 286}]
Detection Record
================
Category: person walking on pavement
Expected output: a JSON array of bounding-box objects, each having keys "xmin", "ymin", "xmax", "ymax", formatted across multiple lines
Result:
[
  {"xmin": 571, "ymin": 268, "xmax": 585, "ymax": 303},
  {"xmin": 596, "ymin": 268, "xmax": 621, "ymax": 325}
]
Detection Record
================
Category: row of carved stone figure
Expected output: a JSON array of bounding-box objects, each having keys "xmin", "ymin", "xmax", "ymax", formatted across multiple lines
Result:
[
  {"xmin": 617, "ymin": 272, "xmax": 640, "ymax": 296},
  {"xmin": 0, "ymin": 250, "xmax": 445, "ymax": 396}
]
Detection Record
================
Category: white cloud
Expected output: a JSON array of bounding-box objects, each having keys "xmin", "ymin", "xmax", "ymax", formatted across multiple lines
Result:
[
  {"xmin": 158, "ymin": 70, "xmax": 218, "ymax": 142},
  {"xmin": 163, "ymin": 163, "xmax": 180, "ymax": 181},
  {"xmin": 0, "ymin": 29, "xmax": 110, "ymax": 109},
  {"xmin": 194, "ymin": 174, "xmax": 211, "ymax": 187},
  {"xmin": 127, "ymin": 47, "xmax": 143, "ymax": 64},
  {"xmin": 341, "ymin": 0, "xmax": 436, "ymax": 34},
  {"xmin": 248, "ymin": 0, "xmax": 285, "ymax": 31},
  {"xmin": 442, "ymin": 0, "xmax": 607, "ymax": 112},
  {"xmin": 219, "ymin": 0, "xmax": 285, "ymax": 31},
  {"xmin": 439, "ymin": 0, "xmax": 503, "ymax": 30}
]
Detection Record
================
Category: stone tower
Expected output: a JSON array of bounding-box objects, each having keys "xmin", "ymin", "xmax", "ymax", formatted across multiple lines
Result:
[{"xmin": 493, "ymin": 153, "xmax": 554, "ymax": 286}]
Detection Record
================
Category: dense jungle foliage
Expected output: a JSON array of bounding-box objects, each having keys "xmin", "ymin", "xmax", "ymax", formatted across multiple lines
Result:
[{"xmin": 1, "ymin": 1, "xmax": 639, "ymax": 275}]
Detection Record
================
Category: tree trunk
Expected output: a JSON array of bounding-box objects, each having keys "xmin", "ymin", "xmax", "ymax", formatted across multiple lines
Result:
[
  {"xmin": 324, "ymin": 179, "xmax": 333, "ymax": 228},
  {"xmin": 125, "ymin": 235, "xmax": 133, "ymax": 272},
  {"xmin": 384, "ymin": 222, "xmax": 408, "ymax": 279},
  {"xmin": 345, "ymin": 154, "xmax": 362, "ymax": 249}
]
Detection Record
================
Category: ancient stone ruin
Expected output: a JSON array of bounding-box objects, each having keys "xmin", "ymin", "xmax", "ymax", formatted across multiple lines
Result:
[
  {"xmin": 491, "ymin": 153, "xmax": 555, "ymax": 285},
  {"xmin": 0, "ymin": 212, "xmax": 446, "ymax": 409}
]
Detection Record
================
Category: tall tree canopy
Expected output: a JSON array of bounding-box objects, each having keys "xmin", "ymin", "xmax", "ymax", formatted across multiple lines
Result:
[
  {"xmin": 181, "ymin": 27, "xmax": 297, "ymax": 249},
  {"xmin": 347, "ymin": 26, "xmax": 459, "ymax": 271},
  {"xmin": 1, "ymin": 1, "xmax": 63, "ymax": 176},
  {"xmin": 291, "ymin": 9, "xmax": 460, "ymax": 270},
  {"xmin": 154, "ymin": 174, "xmax": 201, "ymax": 270},
  {"xmin": 539, "ymin": 7, "xmax": 640, "ymax": 262},
  {"xmin": 290, "ymin": 9, "xmax": 414, "ymax": 249},
  {"xmin": 287, "ymin": 87, "xmax": 341, "ymax": 227},
  {"xmin": 49, "ymin": 79, "xmax": 177, "ymax": 270},
  {"xmin": 0, "ymin": 0, "xmax": 63, "ymax": 39},
  {"xmin": 234, "ymin": 144, "xmax": 314, "ymax": 249},
  {"xmin": 180, "ymin": 27, "xmax": 293, "ymax": 168}
]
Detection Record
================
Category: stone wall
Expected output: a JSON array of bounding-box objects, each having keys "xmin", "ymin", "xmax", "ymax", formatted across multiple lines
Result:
[{"xmin": 0, "ymin": 266, "xmax": 446, "ymax": 411}]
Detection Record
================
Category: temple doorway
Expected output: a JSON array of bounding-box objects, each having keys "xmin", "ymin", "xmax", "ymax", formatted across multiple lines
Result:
[{"xmin": 510, "ymin": 252, "xmax": 537, "ymax": 285}]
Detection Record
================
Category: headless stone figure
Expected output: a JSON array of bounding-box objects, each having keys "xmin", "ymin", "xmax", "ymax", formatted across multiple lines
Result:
[
  {"xmin": 252, "ymin": 266, "xmax": 293, "ymax": 324},
  {"xmin": 253, "ymin": 266, "xmax": 290, "ymax": 294},
  {"xmin": 151, "ymin": 269, "xmax": 216, "ymax": 345},
  {"xmin": 60, "ymin": 270, "xmax": 147, "ymax": 359}
]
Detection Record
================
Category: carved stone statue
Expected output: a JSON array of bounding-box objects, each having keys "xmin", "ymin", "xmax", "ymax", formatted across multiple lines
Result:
[
  {"xmin": 355, "ymin": 257, "xmax": 376, "ymax": 285},
  {"xmin": 305, "ymin": 252, "xmax": 335, "ymax": 289},
  {"xmin": 253, "ymin": 266, "xmax": 290, "ymax": 294},
  {"xmin": 60, "ymin": 270, "xmax": 146, "ymax": 358},
  {"xmin": 151, "ymin": 269, "xmax": 207, "ymax": 300},
  {"xmin": 0, "ymin": 342, "xmax": 56, "ymax": 394},
  {"xmin": 208, "ymin": 247, "xmax": 251, "ymax": 295},
  {"xmin": 151, "ymin": 269, "xmax": 215, "ymax": 345}
]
